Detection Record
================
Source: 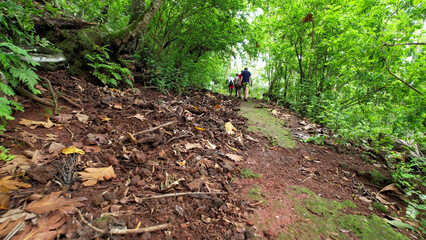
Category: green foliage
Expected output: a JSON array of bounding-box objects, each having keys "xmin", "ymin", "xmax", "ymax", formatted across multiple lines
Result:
[
  {"xmin": 303, "ymin": 134, "xmax": 328, "ymax": 145},
  {"xmin": 241, "ymin": 169, "xmax": 261, "ymax": 179},
  {"xmin": 0, "ymin": 146, "xmax": 15, "ymax": 162},
  {"xmin": 85, "ymin": 45, "xmax": 133, "ymax": 87}
]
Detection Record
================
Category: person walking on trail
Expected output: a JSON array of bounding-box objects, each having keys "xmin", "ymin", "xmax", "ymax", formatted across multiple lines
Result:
[
  {"xmin": 226, "ymin": 74, "xmax": 235, "ymax": 96},
  {"xmin": 235, "ymin": 73, "xmax": 242, "ymax": 98},
  {"xmin": 240, "ymin": 67, "xmax": 252, "ymax": 101}
]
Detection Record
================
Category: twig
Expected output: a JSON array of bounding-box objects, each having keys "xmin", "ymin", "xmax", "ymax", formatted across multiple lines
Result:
[
  {"xmin": 0, "ymin": 133, "xmax": 34, "ymax": 148},
  {"xmin": 39, "ymin": 76, "xmax": 58, "ymax": 114},
  {"xmin": 76, "ymin": 208, "xmax": 171, "ymax": 235},
  {"xmin": 14, "ymin": 86, "xmax": 54, "ymax": 107},
  {"xmin": 120, "ymin": 121, "xmax": 176, "ymax": 143},
  {"xmin": 55, "ymin": 91, "xmax": 83, "ymax": 109},
  {"xmin": 64, "ymin": 126, "xmax": 74, "ymax": 141},
  {"xmin": 140, "ymin": 191, "xmax": 228, "ymax": 200}
]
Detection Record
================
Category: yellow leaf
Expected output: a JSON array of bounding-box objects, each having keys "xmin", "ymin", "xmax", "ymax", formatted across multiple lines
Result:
[
  {"xmin": 192, "ymin": 106, "xmax": 199, "ymax": 111},
  {"xmin": 101, "ymin": 117, "xmax": 111, "ymax": 122},
  {"xmin": 195, "ymin": 126, "xmax": 205, "ymax": 131},
  {"xmin": 214, "ymin": 105, "xmax": 221, "ymax": 111},
  {"xmin": 225, "ymin": 122, "xmax": 237, "ymax": 134},
  {"xmin": 225, "ymin": 143, "xmax": 239, "ymax": 152},
  {"xmin": 78, "ymin": 166, "xmax": 117, "ymax": 186},
  {"xmin": 24, "ymin": 192, "xmax": 85, "ymax": 215},
  {"xmin": 61, "ymin": 146, "xmax": 85, "ymax": 155}
]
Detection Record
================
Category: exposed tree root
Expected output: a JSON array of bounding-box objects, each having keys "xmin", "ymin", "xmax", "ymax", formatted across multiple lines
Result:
[
  {"xmin": 0, "ymin": 134, "xmax": 35, "ymax": 148},
  {"xmin": 14, "ymin": 86, "xmax": 54, "ymax": 107}
]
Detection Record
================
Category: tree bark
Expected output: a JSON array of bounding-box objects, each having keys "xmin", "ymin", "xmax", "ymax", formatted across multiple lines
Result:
[{"xmin": 129, "ymin": 0, "xmax": 146, "ymax": 24}]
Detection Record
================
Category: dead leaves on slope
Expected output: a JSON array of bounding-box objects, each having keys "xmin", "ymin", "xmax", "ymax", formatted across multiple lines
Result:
[
  {"xmin": 19, "ymin": 118, "xmax": 55, "ymax": 129},
  {"xmin": 24, "ymin": 192, "xmax": 85, "ymax": 215},
  {"xmin": 0, "ymin": 176, "xmax": 31, "ymax": 210},
  {"xmin": 78, "ymin": 166, "xmax": 117, "ymax": 186}
]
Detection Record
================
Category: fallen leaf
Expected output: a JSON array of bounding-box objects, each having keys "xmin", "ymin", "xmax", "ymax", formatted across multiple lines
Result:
[
  {"xmin": 185, "ymin": 143, "xmax": 202, "ymax": 150},
  {"xmin": 19, "ymin": 118, "xmax": 55, "ymax": 129},
  {"xmin": 13, "ymin": 211, "xmax": 66, "ymax": 240},
  {"xmin": 78, "ymin": 166, "xmax": 117, "ymax": 186},
  {"xmin": 271, "ymin": 109, "xmax": 279, "ymax": 116},
  {"xmin": 214, "ymin": 105, "xmax": 221, "ymax": 110},
  {"xmin": 0, "ymin": 176, "xmax": 31, "ymax": 192},
  {"xmin": 226, "ymin": 154, "xmax": 243, "ymax": 162},
  {"xmin": 113, "ymin": 102, "xmax": 122, "ymax": 109},
  {"xmin": 61, "ymin": 146, "xmax": 85, "ymax": 155},
  {"xmin": 205, "ymin": 140, "xmax": 217, "ymax": 150},
  {"xmin": 0, "ymin": 216, "xmax": 25, "ymax": 238},
  {"xmin": 0, "ymin": 209, "xmax": 36, "ymax": 223},
  {"xmin": 48, "ymin": 142, "xmax": 66, "ymax": 155},
  {"xmin": 24, "ymin": 192, "xmax": 85, "ymax": 215},
  {"xmin": 195, "ymin": 126, "xmax": 205, "ymax": 131},
  {"xmin": 128, "ymin": 113, "xmax": 146, "ymax": 122},
  {"xmin": 0, "ymin": 193, "xmax": 9, "ymax": 210},
  {"xmin": 82, "ymin": 145, "xmax": 101, "ymax": 153},
  {"xmin": 378, "ymin": 183, "xmax": 403, "ymax": 196},
  {"xmin": 225, "ymin": 143, "xmax": 238, "ymax": 152},
  {"xmin": 31, "ymin": 150, "xmax": 44, "ymax": 164},
  {"xmin": 101, "ymin": 117, "xmax": 111, "ymax": 122},
  {"xmin": 225, "ymin": 122, "xmax": 237, "ymax": 134},
  {"xmin": 0, "ymin": 155, "xmax": 32, "ymax": 175},
  {"xmin": 385, "ymin": 219, "xmax": 416, "ymax": 230},
  {"xmin": 52, "ymin": 114, "xmax": 73, "ymax": 124},
  {"xmin": 44, "ymin": 134, "xmax": 57, "ymax": 141},
  {"xmin": 75, "ymin": 114, "xmax": 89, "ymax": 124}
]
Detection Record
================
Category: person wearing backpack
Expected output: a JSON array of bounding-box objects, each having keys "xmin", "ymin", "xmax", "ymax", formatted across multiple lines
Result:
[
  {"xmin": 235, "ymin": 73, "xmax": 242, "ymax": 98},
  {"xmin": 226, "ymin": 74, "xmax": 235, "ymax": 96},
  {"xmin": 241, "ymin": 67, "xmax": 253, "ymax": 101}
]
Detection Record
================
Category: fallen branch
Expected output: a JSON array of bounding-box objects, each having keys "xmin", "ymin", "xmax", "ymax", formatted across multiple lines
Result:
[
  {"xmin": 384, "ymin": 42, "xmax": 426, "ymax": 46},
  {"xmin": 76, "ymin": 208, "xmax": 170, "ymax": 235},
  {"xmin": 14, "ymin": 86, "xmax": 54, "ymax": 107},
  {"xmin": 120, "ymin": 121, "xmax": 176, "ymax": 143},
  {"xmin": 39, "ymin": 76, "xmax": 58, "ymax": 114},
  {"xmin": 141, "ymin": 191, "xmax": 228, "ymax": 200},
  {"xmin": 55, "ymin": 91, "xmax": 83, "ymax": 109},
  {"xmin": 0, "ymin": 134, "xmax": 35, "ymax": 148}
]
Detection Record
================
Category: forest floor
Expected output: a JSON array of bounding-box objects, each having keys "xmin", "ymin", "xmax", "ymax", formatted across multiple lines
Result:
[{"xmin": 0, "ymin": 70, "xmax": 419, "ymax": 239}]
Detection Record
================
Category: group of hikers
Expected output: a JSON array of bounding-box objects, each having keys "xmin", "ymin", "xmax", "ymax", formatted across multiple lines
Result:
[{"xmin": 227, "ymin": 67, "xmax": 253, "ymax": 101}]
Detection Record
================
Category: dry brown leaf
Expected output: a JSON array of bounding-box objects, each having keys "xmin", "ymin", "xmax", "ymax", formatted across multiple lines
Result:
[
  {"xmin": 185, "ymin": 143, "xmax": 202, "ymax": 150},
  {"xmin": 113, "ymin": 102, "xmax": 123, "ymax": 109},
  {"xmin": 0, "ymin": 193, "xmax": 9, "ymax": 210},
  {"xmin": 19, "ymin": 118, "xmax": 55, "ymax": 129},
  {"xmin": 75, "ymin": 114, "xmax": 89, "ymax": 124},
  {"xmin": 0, "ymin": 176, "xmax": 31, "ymax": 192},
  {"xmin": 13, "ymin": 211, "xmax": 66, "ymax": 240},
  {"xmin": 0, "ymin": 209, "xmax": 37, "ymax": 223},
  {"xmin": 378, "ymin": 183, "xmax": 403, "ymax": 195},
  {"xmin": 31, "ymin": 150, "xmax": 44, "ymax": 164},
  {"xmin": 0, "ymin": 216, "xmax": 25, "ymax": 238},
  {"xmin": 82, "ymin": 145, "xmax": 101, "ymax": 153},
  {"xmin": 24, "ymin": 192, "xmax": 85, "ymax": 215},
  {"xmin": 48, "ymin": 142, "xmax": 66, "ymax": 155},
  {"xmin": 78, "ymin": 166, "xmax": 117, "ymax": 186},
  {"xmin": 226, "ymin": 154, "xmax": 243, "ymax": 162},
  {"xmin": 128, "ymin": 113, "xmax": 146, "ymax": 122}
]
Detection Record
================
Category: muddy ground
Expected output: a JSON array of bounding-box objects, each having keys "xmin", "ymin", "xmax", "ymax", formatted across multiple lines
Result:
[{"xmin": 0, "ymin": 70, "xmax": 419, "ymax": 239}]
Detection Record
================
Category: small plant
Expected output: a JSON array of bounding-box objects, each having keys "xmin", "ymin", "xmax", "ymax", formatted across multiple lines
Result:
[
  {"xmin": 303, "ymin": 134, "xmax": 328, "ymax": 145},
  {"xmin": 241, "ymin": 169, "xmax": 261, "ymax": 179},
  {"xmin": 85, "ymin": 45, "xmax": 133, "ymax": 87},
  {"xmin": 0, "ymin": 146, "xmax": 15, "ymax": 161},
  {"xmin": 248, "ymin": 185, "xmax": 264, "ymax": 201}
]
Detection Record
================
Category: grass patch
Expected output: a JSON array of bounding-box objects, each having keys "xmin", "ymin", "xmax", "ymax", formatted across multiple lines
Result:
[
  {"xmin": 248, "ymin": 185, "xmax": 264, "ymax": 202},
  {"xmin": 278, "ymin": 186, "xmax": 408, "ymax": 240},
  {"xmin": 239, "ymin": 100, "xmax": 296, "ymax": 149},
  {"xmin": 241, "ymin": 169, "xmax": 262, "ymax": 179}
]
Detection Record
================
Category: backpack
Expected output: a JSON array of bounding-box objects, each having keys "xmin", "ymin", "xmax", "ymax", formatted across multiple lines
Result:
[{"xmin": 228, "ymin": 77, "xmax": 234, "ymax": 85}]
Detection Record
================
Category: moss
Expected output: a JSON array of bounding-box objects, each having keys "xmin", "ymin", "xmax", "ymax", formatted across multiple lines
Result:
[
  {"xmin": 373, "ymin": 201, "xmax": 390, "ymax": 214},
  {"xmin": 239, "ymin": 101, "xmax": 296, "ymax": 149},
  {"xmin": 93, "ymin": 215, "xmax": 116, "ymax": 229},
  {"xmin": 277, "ymin": 186, "xmax": 408, "ymax": 240},
  {"xmin": 248, "ymin": 185, "xmax": 264, "ymax": 202},
  {"xmin": 358, "ymin": 169, "xmax": 390, "ymax": 186},
  {"xmin": 241, "ymin": 169, "xmax": 261, "ymax": 179}
]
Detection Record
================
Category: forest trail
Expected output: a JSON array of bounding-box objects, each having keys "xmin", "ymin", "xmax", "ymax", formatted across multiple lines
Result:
[
  {"xmin": 233, "ymin": 99, "xmax": 410, "ymax": 239},
  {"xmin": 0, "ymin": 72, "xmax": 414, "ymax": 239}
]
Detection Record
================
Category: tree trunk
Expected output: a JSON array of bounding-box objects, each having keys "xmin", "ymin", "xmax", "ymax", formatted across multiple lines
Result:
[{"xmin": 129, "ymin": 0, "xmax": 146, "ymax": 25}]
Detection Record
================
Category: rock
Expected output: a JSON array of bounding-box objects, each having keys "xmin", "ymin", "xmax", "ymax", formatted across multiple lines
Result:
[
  {"xmin": 187, "ymin": 178, "xmax": 203, "ymax": 192},
  {"xmin": 102, "ymin": 192, "xmax": 116, "ymax": 202},
  {"xmin": 263, "ymin": 229, "xmax": 274, "ymax": 238},
  {"xmin": 212, "ymin": 197, "xmax": 224, "ymax": 208},
  {"xmin": 140, "ymin": 168, "xmax": 152, "ymax": 177},
  {"xmin": 108, "ymin": 156, "xmax": 119, "ymax": 166},
  {"xmin": 231, "ymin": 234, "xmax": 245, "ymax": 240},
  {"xmin": 141, "ymin": 232, "xmax": 151, "ymax": 240},
  {"xmin": 92, "ymin": 195, "xmax": 104, "ymax": 207},
  {"xmin": 130, "ymin": 175, "xmax": 141, "ymax": 186},
  {"xmin": 222, "ymin": 164, "xmax": 234, "ymax": 173},
  {"xmin": 27, "ymin": 165, "xmax": 57, "ymax": 184}
]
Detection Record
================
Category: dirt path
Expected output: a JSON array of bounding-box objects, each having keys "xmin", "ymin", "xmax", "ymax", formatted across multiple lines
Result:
[
  {"xmin": 0, "ymin": 72, "xmax": 417, "ymax": 239},
  {"xmin": 234, "ymin": 99, "xmax": 411, "ymax": 239}
]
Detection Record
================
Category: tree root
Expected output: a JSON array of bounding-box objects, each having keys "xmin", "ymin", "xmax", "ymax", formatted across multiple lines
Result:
[
  {"xmin": 39, "ymin": 76, "xmax": 59, "ymax": 114},
  {"xmin": 119, "ymin": 120, "xmax": 176, "ymax": 143},
  {"xmin": 140, "ymin": 191, "xmax": 228, "ymax": 200},
  {"xmin": 76, "ymin": 208, "xmax": 171, "ymax": 235},
  {"xmin": 55, "ymin": 91, "xmax": 83, "ymax": 109},
  {"xmin": 14, "ymin": 86, "xmax": 54, "ymax": 107}
]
